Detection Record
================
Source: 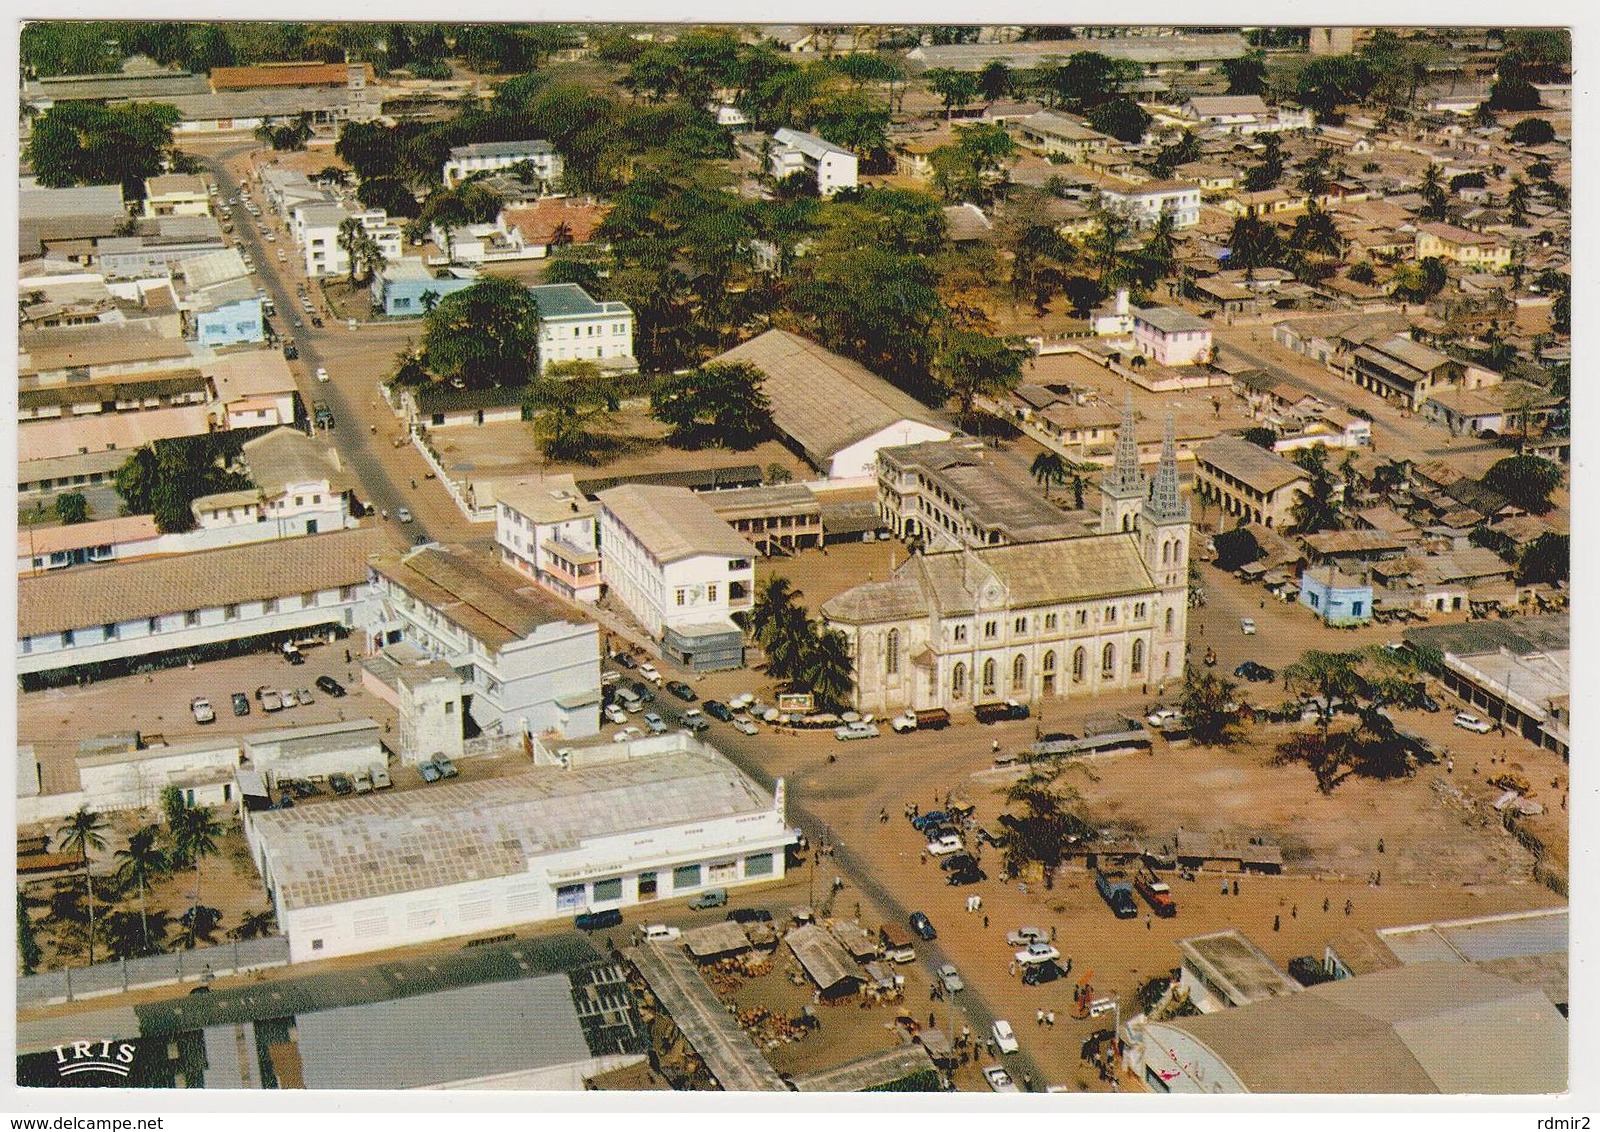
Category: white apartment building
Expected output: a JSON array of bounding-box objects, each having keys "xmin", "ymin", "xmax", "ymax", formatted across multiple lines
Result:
[
  {"xmin": 769, "ymin": 128, "xmax": 859, "ymax": 197},
  {"xmin": 1133, "ymin": 306, "xmax": 1214, "ymax": 367},
  {"xmin": 597, "ymin": 485, "xmax": 755, "ymax": 672},
  {"xmin": 16, "ymin": 527, "xmax": 386, "ymax": 685},
  {"xmin": 529, "ymin": 283, "xmax": 637, "ymax": 373},
  {"xmin": 1100, "ymin": 179, "xmax": 1202, "ymax": 230},
  {"xmin": 190, "ymin": 426, "xmax": 353, "ymax": 536},
  {"xmin": 494, "ymin": 474, "xmax": 602, "ymax": 604},
  {"xmin": 244, "ymin": 734, "xmax": 792, "ymax": 963},
  {"xmin": 1179, "ymin": 96, "xmax": 1314, "ymax": 135},
  {"xmin": 365, "ymin": 543, "xmax": 602, "ymax": 740},
  {"xmin": 294, "ymin": 203, "xmax": 404, "ymax": 279},
  {"xmin": 442, "ymin": 139, "xmax": 563, "ymax": 189}
]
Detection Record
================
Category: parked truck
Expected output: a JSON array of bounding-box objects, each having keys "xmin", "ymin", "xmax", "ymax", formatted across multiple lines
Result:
[
  {"xmin": 974, "ymin": 699, "xmax": 1030, "ymax": 725},
  {"xmin": 1134, "ymin": 866, "xmax": 1177, "ymax": 918},
  {"xmin": 1094, "ymin": 868, "xmax": 1138, "ymax": 919},
  {"xmin": 890, "ymin": 707, "xmax": 952, "ymax": 733}
]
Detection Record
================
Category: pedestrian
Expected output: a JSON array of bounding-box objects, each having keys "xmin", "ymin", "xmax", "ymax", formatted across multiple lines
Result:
[
  {"xmin": 983, "ymin": 915, "xmax": 989, "ymax": 929},
  {"xmin": 930, "ymin": 1012, "xmax": 936, "ymax": 1028},
  {"xmin": 1050, "ymin": 925, "xmax": 1057, "ymax": 942},
  {"xmin": 1146, "ymin": 915, "xmax": 1152, "ymax": 931},
  {"xmin": 1047, "ymin": 1011, "xmax": 1055, "ymax": 1028},
  {"xmin": 1037, "ymin": 1009, "xmax": 1045, "ymax": 1027},
  {"xmin": 1232, "ymin": 879, "xmax": 1239, "ymax": 896},
  {"xmin": 992, "ymin": 739, "xmax": 1001, "ymax": 754},
  {"xmin": 1291, "ymin": 904, "xmax": 1298, "ymax": 919},
  {"xmin": 1446, "ymin": 757, "xmax": 1454, "ymax": 774},
  {"xmin": 1023, "ymin": 1073, "xmax": 1033, "ymax": 1092},
  {"xmin": 1323, "ymin": 897, "xmax": 1330, "ymax": 913},
  {"xmin": 1375, "ymin": 870, "xmax": 1381, "ymax": 887},
  {"xmin": 1222, "ymin": 880, "xmax": 1229, "ymax": 895},
  {"xmin": 1345, "ymin": 899, "xmax": 1354, "ymax": 917},
  {"xmin": 1065, "ymin": 957, "xmax": 1072, "ymax": 975},
  {"xmin": 1377, "ymin": 838, "xmax": 1385, "ymax": 854},
  {"xmin": 1273, "ymin": 914, "xmax": 1280, "ymax": 932},
  {"xmin": 1009, "ymin": 961, "xmax": 1017, "ymax": 977}
]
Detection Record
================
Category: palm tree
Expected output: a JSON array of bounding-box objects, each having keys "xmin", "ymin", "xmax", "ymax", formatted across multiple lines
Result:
[
  {"xmin": 800, "ymin": 625, "xmax": 856, "ymax": 709},
  {"xmin": 114, "ymin": 824, "xmax": 169, "ymax": 954},
  {"xmin": 1506, "ymin": 176, "xmax": 1531, "ymax": 227},
  {"xmin": 337, "ymin": 217, "xmax": 366, "ymax": 284},
  {"xmin": 749, "ymin": 575, "xmax": 803, "ymax": 650},
  {"xmin": 171, "ymin": 804, "xmax": 223, "ymax": 918},
  {"xmin": 230, "ymin": 909, "xmax": 278, "ymax": 941},
  {"xmin": 354, "ymin": 230, "xmax": 387, "ymax": 284},
  {"xmin": 1030, "ymin": 451, "xmax": 1068, "ymax": 499},
  {"xmin": 57, "ymin": 806, "xmax": 109, "ymax": 965},
  {"xmin": 764, "ymin": 604, "xmax": 814, "ymax": 682}
]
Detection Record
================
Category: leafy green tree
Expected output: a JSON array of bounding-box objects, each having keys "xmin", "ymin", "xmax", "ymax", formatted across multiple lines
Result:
[
  {"xmin": 57, "ymin": 807, "xmax": 109, "ymax": 965},
  {"xmin": 1518, "ymin": 532, "xmax": 1568, "ymax": 585},
  {"xmin": 114, "ymin": 437, "xmax": 252, "ymax": 533},
  {"xmin": 1289, "ymin": 445, "xmax": 1342, "ymax": 533},
  {"xmin": 27, "ymin": 102, "xmax": 181, "ymax": 199},
  {"xmin": 1289, "ymin": 200, "xmax": 1344, "ymax": 258},
  {"xmin": 813, "ymin": 93, "xmax": 891, "ymax": 168},
  {"xmin": 799, "ymin": 625, "xmax": 855, "ymax": 709},
  {"xmin": 1150, "ymin": 130, "xmax": 1202, "ymax": 177},
  {"xmin": 422, "ymin": 277, "xmax": 543, "ymax": 388},
  {"xmin": 651, "ymin": 362, "xmax": 774, "ymax": 449},
  {"xmin": 1240, "ymin": 426, "xmax": 1277, "ymax": 449},
  {"xmin": 1086, "ymin": 98, "xmax": 1152, "ymax": 145},
  {"xmin": 1034, "ymin": 51, "xmax": 1138, "ymax": 111},
  {"xmin": 1225, "ymin": 214, "xmax": 1284, "ymax": 274},
  {"xmin": 114, "ymin": 825, "xmax": 169, "ymax": 956},
  {"xmin": 21, "ymin": 23, "xmax": 121, "ymax": 75},
  {"xmin": 935, "ymin": 329, "xmax": 1029, "ymax": 416},
  {"xmin": 1243, "ymin": 134, "xmax": 1286, "ymax": 191},
  {"xmin": 1346, "ymin": 260, "xmax": 1378, "ymax": 285},
  {"xmin": 924, "ymin": 68, "xmax": 980, "ymax": 118},
  {"xmin": 1509, "ymin": 117, "xmax": 1556, "ymax": 146},
  {"xmin": 977, "ymin": 60, "xmax": 1012, "ymax": 102},
  {"xmin": 1294, "ymin": 54, "xmax": 1376, "ymax": 122},
  {"xmin": 1390, "ymin": 257, "xmax": 1448, "ymax": 303},
  {"xmin": 523, "ymin": 370, "xmax": 617, "ymax": 464},
  {"xmin": 355, "ymin": 176, "xmax": 419, "ymax": 218},
  {"xmin": 1221, "ymin": 50, "xmax": 1268, "ymax": 95},
  {"xmin": 1482, "ymin": 455, "xmax": 1562, "ymax": 514},
  {"xmin": 998, "ymin": 773, "xmax": 1095, "ymax": 874},
  {"xmin": 1488, "ymin": 77, "xmax": 1542, "ymax": 112},
  {"xmin": 789, "ymin": 247, "xmax": 944, "ymax": 387},
  {"xmin": 1180, "ymin": 666, "xmax": 1242, "ymax": 745},
  {"xmin": 18, "ymin": 893, "xmax": 42, "ymax": 976},
  {"xmin": 54, "ymin": 493, "xmax": 89, "ymax": 525}
]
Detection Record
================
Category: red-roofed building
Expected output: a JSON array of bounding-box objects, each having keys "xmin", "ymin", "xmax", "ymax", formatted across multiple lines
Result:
[
  {"xmin": 210, "ymin": 62, "xmax": 374, "ymax": 91},
  {"xmin": 500, "ymin": 198, "xmax": 611, "ymax": 254}
]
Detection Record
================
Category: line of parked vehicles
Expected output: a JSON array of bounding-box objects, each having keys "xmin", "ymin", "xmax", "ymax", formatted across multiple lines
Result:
[{"xmin": 190, "ymin": 674, "xmax": 347, "ymax": 724}]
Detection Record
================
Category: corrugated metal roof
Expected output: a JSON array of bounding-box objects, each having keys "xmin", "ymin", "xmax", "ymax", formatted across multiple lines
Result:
[
  {"xmin": 792, "ymin": 1044, "xmax": 935, "ymax": 1092},
  {"xmin": 598, "ymin": 484, "xmax": 756, "ymax": 564},
  {"xmin": 785, "ymin": 923, "xmax": 860, "ymax": 992},
  {"xmin": 1196, "ymin": 434, "xmax": 1309, "ymax": 493},
  {"xmin": 370, "ymin": 543, "xmax": 588, "ymax": 651}
]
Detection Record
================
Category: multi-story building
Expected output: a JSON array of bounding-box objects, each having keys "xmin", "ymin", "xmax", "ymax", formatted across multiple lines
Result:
[
  {"xmin": 1192, "ymin": 434, "xmax": 1311, "ymax": 530},
  {"xmin": 294, "ymin": 203, "xmax": 403, "ymax": 280},
  {"xmin": 529, "ymin": 283, "xmax": 637, "ymax": 373},
  {"xmin": 824, "ymin": 408, "xmax": 1192, "ymax": 714},
  {"xmin": 1413, "ymin": 222, "xmax": 1512, "ymax": 271},
  {"xmin": 1013, "ymin": 111, "xmax": 1118, "ymax": 161},
  {"xmin": 1100, "ymin": 179, "xmax": 1202, "ymax": 230},
  {"xmin": 365, "ymin": 543, "xmax": 602, "ymax": 740},
  {"xmin": 768, "ymin": 128, "xmax": 859, "ymax": 196},
  {"xmin": 1133, "ymin": 306, "xmax": 1214, "ymax": 367},
  {"xmin": 442, "ymin": 140, "xmax": 563, "ymax": 190},
  {"xmin": 877, "ymin": 439, "xmax": 1085, "ymax": 551},
  {"xmin": 1348, "ymin": 335, "xmax": 1466, "ymax": 410},
  {"xmin": 1179, "ymin": 96, "xmax": 1313, "ymax": 135},
  {"xmin": 370, "ymin": 257, "xmax": 479, "ymax": 316},
  {"xmin": 141, "ymin": 174, "xmax": 212, "ymax": 218},
  {"xmin": 494, "ymin": 474, "xmax": 603, "ymax": 604},
  {"xmin": 597, "ymin": 485, "xmax": 755, "ymax": 672},
  {"xmin": 190, "ymin": 426, "xmax": 354, "ymax": 536}
]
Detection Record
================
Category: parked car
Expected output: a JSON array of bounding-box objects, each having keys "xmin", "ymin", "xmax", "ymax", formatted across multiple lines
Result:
[
  {"xmin": 936, "ymin": 963, "xmax": 964, "ymax": 994},
  {"xmin": 370, "ymin": 764, "xmax": 392, "ymax": 789},
  {"xmin": 643, "ymin": 711, "xmax": 668, "ymax": 734},
  {"xmin": 666, "ymin": 680, "xmax": 697, "ymax": 702},
  {"xmin": 984, "ymin": 1065, "xmax": 1020, "ymax": 1093},
  {"xmin": 703, "ymin": 700, "xmax": 734, "ymax": 722},
  {"xmin": 1022, "ymin": 961, "xmax": 1064, "ymax": 986},
  {"xmin": 418, "ymin": 761, "xmax": 442, "ymax": 783},
  {"xmin": 1241, "ymin": 617, "xmax": 1257, "ymax": 635},
  {"xmin": 1454, "ymin": 711, "xmax": 1493, "ymax": 734},
  {"xmin": 282, "ymin": 642, "xmax": 306, "ymax": 665},
  {"xmin": 991, "ymin": 1019, "xmax": 1019, "ymax": 1054},
  {"xmin": 296, "ymin": 688, "xmax": 314, "ymax": 706},
  {"xmin": 396, "ymin": 507, "xmax": 413, "ymax": 523},
  {"xmin": 641, "ymin": 924, "xmax": 682, "ymax": 942},
  {"xmin": 353, "ymin": 772, "xmax": 372, "ymax": 794},
  {"xmin": 256, "ymin": 686, "xmax": 283, "ymax": 712},
  {"xmin": 908, "ymin": 911, "xmax": 937, "ymax": 940},
  {"xmin": 732, "ymin": 718, "xmax": 760, "ymax": 736},
  {"xmin": 941, "ymin": 853, "xmax": 979, "ymax": 873},
  {"xmin": 278, "ymin": 689, "xmax": 299, "ymax": 709},
  {"xmin": 688, "ymin": 888, "xmax": 728, "ymax": 910},
  {"xmin": 629, "ymin": 681, "xmax": 655, "ymax": 704},
  {"xmin": 946, "ymin": 865, "xmax": 986, "ymax": 886},
  {"xmin": 926, "ymin": 833, "xmax": 964, "ymax": 855},
  {"xmin": 638, "ymin": 663, "xmax": 662, "ymax": 684},
  {"xmin": 315, "ymin": 675, "xmax": 346, "ymax": 697},
  {"xmin": 611, "ymin": 652, "xmax": 637, "ymax": 669},
  {"xmin": 1234, "ymin": 660, "xmax": 1275, "ymax": 682},
  {"xmin": 231, "ymin": 692, "xmax": 250, "ymax": 717},
  {"xmin": 1146, "ymin": 707, "xmax": 1182, "ymax": 728},
  {"xmin": 911, "ymin": 811, "xmax": 950, "ymax": 832},
  {"xmin": 434, "ymin": 755, "xmax": 458, "ymax": 778},
  {"xmin": 613, "ymin": 726, "xmax": 643, "ymax": 744},
  {"xmin": 834, "ymin": 721, "xmax": 881, "ymax": 741},
  {"xmin": 315, "ymin": 367, "xmax": 329, "ymax": 382},
  {"xmin": 329, "ymin": 773, "xmax": 354, "ymax": 796},
  {"xmin": 574, "ymin": 908, "xmax": 623, "ymax": 931},
  {"xmin": 680, "ymin": 709, "xmax": 710, "ymax": 733},
  {"xmin": 605, "ymin": 703, "xmax": 630, "ymax": 725},
  {"xmin": 190, "ymin": 697, "xmax": 215, "ymax": 724},
  {"xmin": 1418, "ymin": 692, "xmax": 1441, "ymax": 713},
  {"xmin": 1015, "ymin": 941, "xmax": 1062, "ymax": 965},
  {"xmin": 727, "ymin": 907, "xmax": 773, "ymax": 924}
]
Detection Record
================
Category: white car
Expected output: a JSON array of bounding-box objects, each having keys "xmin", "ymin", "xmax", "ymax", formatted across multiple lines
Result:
[
  {"xmin": 834, "ymin": 721, "xmax": 881, "ymax": 741},
  {"xmin": 1453, "ymin": 711, "xmax": 1493, "ymax": 734},
  {"xmin": 604, "ymin": 703, "xmax": 629, "ymax": 725},
  {"xmin": 1015, "ymin": 941, "xmax": 1061, "ymax": 965},
  {"xmin": 991, "ymin": 1019, "xmax": 1019, "ymax": 1054},
  {"xmin": 926, "ymin": 833, "xmax": 964, "ymax": 855},
  {"xmin": 278, "ymin": 688, "xmax": 298, "ymax": 708},
  {"xmin": 1005, "ymin": 926, "xmax": 1047, "ymax": 947},
  {"xmin": 1146, "ymin": 707, "xmax": 1181, "ymax": 728},
  {"xmin": 732, "ymin": 717, "xmax": 759, "ymax": 736},
  {"xmin": 190, "ymin": 697, "xmax": 215, "ymax": 724},
  {"xmin": 641, "ymin": 924, "xmax": 681, "ymax": 942},
  {"xmin": 638, "ymin": 663, "xmax": 662, "ymax": 684},
  {"xmin": 1241, "ymin": 617, "xmax": 1257, "ymax": 635},
  {"xmin": 984, "ymin": 1065, "xmax": 1020, "ymax": 1093},
  {"xmin": 612, "ymin": 726, "xmax": 643, "ymax": 744},
  {"xmin": 315, "ymin": 367, "xmax": 329, "ymax": 382}
]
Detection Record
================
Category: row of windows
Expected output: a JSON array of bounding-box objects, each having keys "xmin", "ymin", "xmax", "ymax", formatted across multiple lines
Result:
[
  {"xmin": 21, "ymin": 587, "xmax": 357, "ymax": 652},
  {"xmin": 947, "ymin": 641, "xmax": 1156, "ymax": 697},
  {"xmin": 946, "ymin": 602, "xmax": 1164, "ymax": 647}
]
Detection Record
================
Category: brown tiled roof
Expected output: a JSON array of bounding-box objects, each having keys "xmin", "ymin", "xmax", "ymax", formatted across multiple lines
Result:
[
  {"xmin": 500, "ymin": 199, "xmax": 610, "ymax": 247},
  {"xmin": 209, "ymin": 62, "xmax": 373, "ymax": 90},
  {"xmin": 18, "ymin": 526, "xmax": 388, "ymax": 637}
]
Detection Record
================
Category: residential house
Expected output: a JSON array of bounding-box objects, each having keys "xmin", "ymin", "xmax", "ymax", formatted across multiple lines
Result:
[
  {"xmin": 1422, "ymin": 382, "xmax": 1563, "ymax": 440},
  {"xmin": 1348, "ymin": 336, "xmax": 1466, "ymax": 410},
  {"xmin": 140, "ymin": 174, "xmax": 211, "ymax": 219},
  {"xmin": 1173, "ymin": 160, "xmax": 1240, "ymax": 194},
  {"xmin": 1193, "ymin": 435, "xmax": 1311, "ymax": 530},
  {"xmin": 1013, "ymin": 111, "xmax": 1118, "ymax": 161},
  {"xmin": 1133, "ymin": 307, "xmax": 1213, "ymax": 367},
  {"xmin": 370, "ymin": 258, "xmax": 479, "ymax": 317},
  {"xmin": 401, "ymin": 385, "xmax": 525, "ymax": 431},
  {"xmin": 767, "ymin": 128, "xmax": 858, "ymax": 196},
  {"xmin": 365, "ymin": 543, "xmax": 601, "ymax": 739},
  {"xmin": 1414, "ymin": 222, "xmax": 1512, "ymax": 271},
  {"xmin": 442, "ymin": 139, "xmax": 563, "ymax": 189},
  {"xmin": 188, "ymin": 279, "xmax": 265, "ymax": 347},
  {"xmin": 494, "ymin": 474, "xmax": 603, "ymax": 604},
  {"xmin": 499, "ymin": 197, "xmax": 610, "ymax": 258},
  {"xmin": 529, "ymin": 283, "xmax": 637, "ymax": 374},
  {"xmin": 596, "ymin": 485, "xmax": 755, "ymax": 671},
  {"xmin": 1100, "ymin": 180, "xmax": 1202, "ymax": 230},
  {"xmin": 190, "ymin": 426, "xmax": 354, "ymax": 537},
  {"xmin": 1179, "ymin": 95, "xmax": 1312, "ymax": 135}
]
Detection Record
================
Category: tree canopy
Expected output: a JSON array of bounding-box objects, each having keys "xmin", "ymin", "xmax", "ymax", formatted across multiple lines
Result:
[
  {"xmin": 651, "ymin": 362, "xmax": 774, "ymax": 449},
  {"xmin": 27, "ymin": 102, "xmax": 180, "ymax": 199},
  {"xmin": 421, "ymin": 276, "xmax": 543, "ymax": 388},
  {"xmin": 1481, "ymin": 455, "xmax": 1562, "ymax": 514}
]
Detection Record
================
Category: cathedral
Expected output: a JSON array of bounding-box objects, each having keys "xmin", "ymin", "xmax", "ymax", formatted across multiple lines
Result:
[{"xmin": 822, "ymin": 396, "xmax": 1192, "ymax": 715}]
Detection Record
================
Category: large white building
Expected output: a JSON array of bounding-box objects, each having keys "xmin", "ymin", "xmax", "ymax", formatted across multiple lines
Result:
[
  {"xmin": 1100, "ymin": 179, "xmax": 1202, "ymax": 230},
  {"xmin": 768, "ymin": 128, "xmax": 859, "ymax": 196},
  {"xmin": 365, "ymin": 543, "xmax": 602, "ymax": 741},
  {"xmin": 16, "ymin": 527, "xmax": 386, "ymax": 687},
  {"xmin": 494, "ymin": 474, "xmax": 602, "ymax": 604},
  {"xmin": 528, "ymin": 283, "xmax": 637, "ymax": 373},
  {"xmin": 823, "ymin": 405, "xmax": 1191, "ymax": 715},
  {"xmin": 293, "ymin": 203, "xmax": 404, "ymax": 280},
  {"xmin": 190, "ymin": 426, "xmax": 354, "ymax": 536},
  {"xmin": 596, "ymin": 485, "xmax": 754, "ymax": 672},
  {"xmin": 243, "ymin": 733, "xmax": 793, "ymax": 963},
  {"xmin": 442, "ymin": 139, "xmax": 563, "ymax": 189},
  {"xmin": 1133, "ymin": 306, "xmax": 1214, "ymax": 367}
]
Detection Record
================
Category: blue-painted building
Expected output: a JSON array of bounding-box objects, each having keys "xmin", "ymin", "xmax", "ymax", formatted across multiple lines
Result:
[
  {"xmin": 192, "ymin": 283, "xmax": 265, "ymax": 347},
  {"xmin": 1298, "ymin": 565, "xmax": 1373, "ymax": 626},
  {"xmin": 371, "ymin": 258, "xmax": 479, "ymax": 317}
]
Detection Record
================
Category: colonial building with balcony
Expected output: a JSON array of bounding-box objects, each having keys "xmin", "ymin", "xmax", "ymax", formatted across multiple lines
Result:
[{"xmin": 494, "ymin": 474, "xmax": 603, "ymax": 604}]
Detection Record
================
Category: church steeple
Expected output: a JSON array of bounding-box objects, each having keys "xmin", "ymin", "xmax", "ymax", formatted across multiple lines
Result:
[
  {"xmin": 1144, "ymin": 415, "xmax": 1189, "ymax": 524},
  {"xmin": 1100, "ymin": 385, "xmax": 1147, "ymax": 534}
]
